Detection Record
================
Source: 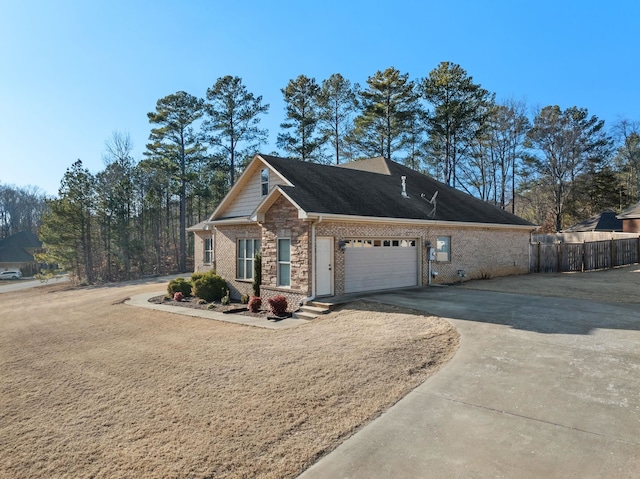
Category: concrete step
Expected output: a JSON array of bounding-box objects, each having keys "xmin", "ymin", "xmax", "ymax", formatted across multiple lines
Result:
[
  {"xmin": 300, "ymin": 304, "xmax": 330, "ymax": 314},
  {"xmin": 294, "ymin": 310, "xmax": 318, "ymax": 320}
]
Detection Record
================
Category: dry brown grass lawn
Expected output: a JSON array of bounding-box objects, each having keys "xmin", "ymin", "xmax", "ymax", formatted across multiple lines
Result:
[
  {"xmin": 0, "ymin": 281, "xmax": 458, "ymax": 479},
  {"xmin": 461, "ymin": 264, "xmax": 640, "ymax": 303}
]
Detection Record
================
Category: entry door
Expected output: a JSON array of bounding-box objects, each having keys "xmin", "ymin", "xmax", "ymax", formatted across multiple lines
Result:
[{"xmin": 316, "ymin": 237, "xmax": 333, "ymax": 296}]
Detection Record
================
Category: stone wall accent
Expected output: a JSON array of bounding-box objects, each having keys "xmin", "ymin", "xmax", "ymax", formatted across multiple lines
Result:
[
  {"xmin": 260, "ymin": 196, "xmax": 311, "ymax": 308},
  {"xmin": 623, "ymin": 218, "xmax": 640, "ymax": 233},
  {"xmin": 214, "ymin": 224, "xmax": 262, "ymax": 300}
]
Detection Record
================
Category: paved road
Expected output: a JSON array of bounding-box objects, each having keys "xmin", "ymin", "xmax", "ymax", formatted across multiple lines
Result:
[
  {"xmin": 299, "ymin": 287, "xmax": 640, "ymax": 479},
  {"xmin": 0, "ymin": 275, "xmax": 69, "ymax": 294}
]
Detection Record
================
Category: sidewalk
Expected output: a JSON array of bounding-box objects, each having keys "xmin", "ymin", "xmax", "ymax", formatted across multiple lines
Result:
[{"xmin": 125, "ymin": 292, "xmax": 308, "ymax": 330}]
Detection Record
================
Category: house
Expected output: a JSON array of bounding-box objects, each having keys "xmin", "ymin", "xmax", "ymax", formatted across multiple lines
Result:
[
  {"xmin": 0, "ymin": 231, "xmax": 44, "ymax": 277},
  {"xmin": 617, "ymin": 202, "xmax": 640, "ymax": 233},
  {"xmin": 563, "ymin": 211, "xmax": 623, "ymax": 233},
  {"xmin": 189, "ymin": 154, "xmax": 536, "ymax": 305}
]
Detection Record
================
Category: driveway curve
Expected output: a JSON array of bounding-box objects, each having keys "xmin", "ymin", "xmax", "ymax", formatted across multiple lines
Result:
[{"xmin": 299, "ymin": 287, "xmax": 640, "ymax": 479}]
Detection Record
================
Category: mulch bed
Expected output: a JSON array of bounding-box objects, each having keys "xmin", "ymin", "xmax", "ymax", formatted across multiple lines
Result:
[{"xmin": 148, "ymin": 295, "xmax": 290, "ymax": 319}]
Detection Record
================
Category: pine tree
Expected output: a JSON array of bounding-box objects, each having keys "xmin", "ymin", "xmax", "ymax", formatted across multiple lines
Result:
[
  {"xmin": 203, "ymin": 76, "xmax": 269, "ymax": 186},
  {"xmin": 146, "ymin": 91, "xmax": 204, "ymax": 272},
  {"xmin": 351, "ymin": 67, "xmax": 420, "ymax": 162},
  {"xmin": 277, "ymin": 75, "xmax": 322, "ymax": 161}
]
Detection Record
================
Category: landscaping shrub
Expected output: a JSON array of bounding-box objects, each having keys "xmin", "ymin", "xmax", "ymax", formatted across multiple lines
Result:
[
  {"xmin": 267, "ymin": 295, "xmax": 288, "ymax": 316},
  {"xmin": 173, "ymin": 292, "xmax": 184, "ymax": 302},
  {"xmin": 252, "ymin": 253, "xmax": 261, "ymax": 297},
  {"xmin": 221, "ymin": 289, "xmax": 231, "ymax": 305},
  {"xmin": 192, "ymin": 271, "xmax": 227, "ymax": 303},
  {"xmin": 248, "ymin": 296, "xmax": 262, "ymax": 313},
  {"xmin": 240, "ymin": 294, "xmax": 249, "ymax": 304},
  {"xmin": 167, "ymin": 277, "xmax": 192, "ymax": 297}
]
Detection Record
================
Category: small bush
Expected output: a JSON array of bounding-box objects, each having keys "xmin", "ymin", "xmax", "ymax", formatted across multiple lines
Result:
[
  {"xmin": 207, "ymin": 303, "xmax": 216, "ymax": 310},
  {"xmin": 221, "ymin": 289, "xmax": 231, "ymax": 305},
  {"xmin": 168, "ymin": 277, "xmax": 192, "ymax": 297},
  {"xmin": 190, "ymin": 272, "xmax": 206, "ymax": 283},
  {"xmin": 240, "ymin": 294, "xmax": 249, "ymax": 304},
  {"xmin": 197, "ymin": 298, "xmax": 207, "ymax": 305},
  {"xmin": 248, "ymin": 296, "xmax": 262, "ymax": 313},
  {"xmin": 192, "ymin": 271, "xmax": 227, "ymax": 302},
  {"xmin": 173, "ymin": 291, "xmax": 184, "ymax": 302},
  {"xmin": 267, "ymin": 295, "xmax": 288, "ymax": 316}
]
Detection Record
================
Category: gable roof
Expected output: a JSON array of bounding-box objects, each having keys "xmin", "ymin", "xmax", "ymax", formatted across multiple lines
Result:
[
  {"xmin": 0, "ymin": 231, "xmax": 41, "ymax": 263},
  {"xmin": 563, "ymin": 211, "xmax": 623, "ymax": 232},
  {"xmin": 256, "ymin": 155, "xmax": 534, "ymax": 227},
  {"xmin": 617, "ymin": 202, "xmax": 640, "ymax": 220}
]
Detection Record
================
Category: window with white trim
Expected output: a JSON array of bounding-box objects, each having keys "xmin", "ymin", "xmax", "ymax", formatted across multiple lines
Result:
[
  {"xmin": 260, "ymin": 168, "xmax": 269, "ymax": 196},
  {"xmin": 237, "ymin": 239, "xmax": 261, "ymax": 280},
  {"xmin": 436, "ymin": 236, "xmax": 451, "ymax": 262},
  {"xmin": 277, "ymin": 238, "xmax": 291, "ymax": 287},
  {"xmin": 204, "ymin": 237, "xmax": 213, "ymax": 264}
]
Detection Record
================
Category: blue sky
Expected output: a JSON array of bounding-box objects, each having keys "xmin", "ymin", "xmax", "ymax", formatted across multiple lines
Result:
[{"xmin": 1, "ymin": 0, "xmax": 638, "ymax": 196}]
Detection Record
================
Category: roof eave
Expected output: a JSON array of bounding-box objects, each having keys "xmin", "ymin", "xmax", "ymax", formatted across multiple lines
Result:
[{"xmin": 303, "ymin": 212, "xmax": 537, "ymax": 230}]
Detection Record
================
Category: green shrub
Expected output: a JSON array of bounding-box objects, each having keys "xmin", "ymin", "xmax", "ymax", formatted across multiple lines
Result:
[
  {"xmin": 168, "ymin": 277, "xmax": 192, "ymax": 297},
  {"xmin": 191, "ymin": 271, "xmax": 206, "ymax": 283},
  {"xmin": 240, "ymin": 294, "xmax": 249, "ymax": 304},
  {"xmin": 221, "ymin": 289, "xmax": 231, "ymax": 305},
  {"xmin": 192, "ymin": 271, "xmax": 227, "ymax": 303},
  {"xmin": 252, "ymin": 253, "xmax": 261, "ymax": 297}
]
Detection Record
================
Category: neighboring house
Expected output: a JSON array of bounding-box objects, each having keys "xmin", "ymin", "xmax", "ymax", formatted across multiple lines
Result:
[
  {"xmin": 563, "ymin": 211, "xmax": 623, "ymax": 233},
  {"xmin": 617, "ymin": 202, "xmax": 640, "ymax": 233},
  {"xmin": 0, "ymin": 231, "xmax": 44, "ymax": 276},
  {"xmin": 189, "ymin": 154, "xmax": 536, "ymax": 305}
]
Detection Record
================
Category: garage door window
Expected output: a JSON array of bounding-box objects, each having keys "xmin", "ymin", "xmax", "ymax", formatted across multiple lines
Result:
[
  {"xmin": 436, "ymin": 236, "xmax": 451, "ymax": 262},
  {"xmin": 344, "ymin": 238, "xmax": 416, "ymax": 248}
]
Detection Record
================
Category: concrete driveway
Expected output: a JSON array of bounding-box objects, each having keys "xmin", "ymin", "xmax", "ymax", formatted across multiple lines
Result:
[{"xmin": 299, "ymin": 287, "xmax": 640, "ymax": 478}]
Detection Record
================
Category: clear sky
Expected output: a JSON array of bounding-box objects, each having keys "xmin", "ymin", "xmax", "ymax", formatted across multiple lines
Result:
[{"xmin": 1, "ymin": 0, "xmax": 638, "ymax": 196}]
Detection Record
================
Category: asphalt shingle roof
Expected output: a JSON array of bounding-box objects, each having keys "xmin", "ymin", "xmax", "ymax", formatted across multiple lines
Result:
[
  {"xmin": 563, "ymin": 211, "xmax": 623, "ymax": 232},
  {"xmin": 0, "ymin": 231, "xmax": 41, "ymax": 263},
  {"xmin": 259, "ymin": 155, "xmax": 534, "ymax": 227}
]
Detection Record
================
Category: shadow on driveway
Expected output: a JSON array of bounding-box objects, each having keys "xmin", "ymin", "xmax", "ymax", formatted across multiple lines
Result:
[{"xmin": 366, "ymin": 286, "xmax": 640, "ymax": 335}]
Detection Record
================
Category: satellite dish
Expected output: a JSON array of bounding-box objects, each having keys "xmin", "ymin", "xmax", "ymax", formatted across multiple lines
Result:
[{"xmin": 420, "ymin": 191, "xmax": 438, "ymax": 218}]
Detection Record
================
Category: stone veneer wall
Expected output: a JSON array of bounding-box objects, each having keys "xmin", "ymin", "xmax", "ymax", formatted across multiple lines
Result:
[
  {"xmin": 315, "ymin": 221, "xmax": 530, "ymax": 295},
  {"xmin": 623, "ymin": 218, "xmax": 640, "ymax": 233},
  {"xmin": 214, "ymin": 224, "xmax": 262, "ymax": 300},
  {"xmin": 259, "ymin": 196, "xmax": 311, "ymax": 308}
]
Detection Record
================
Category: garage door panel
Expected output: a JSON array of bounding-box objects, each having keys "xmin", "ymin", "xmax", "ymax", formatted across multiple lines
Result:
[{"xmin": 344, "ymin": 239, "xmax": 418, "ymax": 293}]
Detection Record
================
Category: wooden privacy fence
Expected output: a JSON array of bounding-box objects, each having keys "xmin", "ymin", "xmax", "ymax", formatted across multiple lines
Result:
[{"xmin": 530, "ymin": 238, "xmax": 640, "ymax": 273}]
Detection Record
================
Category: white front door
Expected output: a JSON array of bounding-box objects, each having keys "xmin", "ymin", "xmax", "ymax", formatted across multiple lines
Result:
[{"xmin": 316, "ymin": 237, "xmax": 333, "ymax": 296}]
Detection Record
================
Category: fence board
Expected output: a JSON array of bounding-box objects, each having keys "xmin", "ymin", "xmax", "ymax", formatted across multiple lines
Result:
[{"xmin": 530, "ymin": 238, "xmax": 639, "ymax": 273}]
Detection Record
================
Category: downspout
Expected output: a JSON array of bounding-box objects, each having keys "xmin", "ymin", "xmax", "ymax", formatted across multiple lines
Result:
[{"xmin": 300, "ymin": 215, "xmax": 322, "ymax": 305}]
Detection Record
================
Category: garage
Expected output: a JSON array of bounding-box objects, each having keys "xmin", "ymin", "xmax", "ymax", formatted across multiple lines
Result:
[{"xmin": 343, "ymin": 238, "xmax": 419, "ymax": 293}]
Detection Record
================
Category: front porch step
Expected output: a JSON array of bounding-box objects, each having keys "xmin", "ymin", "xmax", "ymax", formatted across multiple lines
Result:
[
  {"xmin": 294, "ymin": 303, "xmax": 331, "ymax": 320},
  {"xmin": 300, "ymin": 304, "xmax": 330, "ymax": 314}
]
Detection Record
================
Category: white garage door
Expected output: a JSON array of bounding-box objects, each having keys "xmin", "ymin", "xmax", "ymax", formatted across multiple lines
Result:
[{"xmin": 344, "ymin": 238, "xmax": 419, "ymax": 293}]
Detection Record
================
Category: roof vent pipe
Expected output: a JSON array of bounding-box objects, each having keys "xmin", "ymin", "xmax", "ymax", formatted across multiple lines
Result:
[{"xmin": 401, "ymin": 176, "xmax": 409, "ymax": 198}]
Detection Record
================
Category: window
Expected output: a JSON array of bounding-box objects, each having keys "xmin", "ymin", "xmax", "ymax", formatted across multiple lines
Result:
[
  {"xmin": 237, "ymin": 239, "xmax": 261, "ymax": 280},
  {"xmin": 277, "ymin": 238, "xmax": 291, "ymax": 287},
  {"xmin": 436, "ymin": 236, "xmax": 451, "ymax": 262},
  {"xmin": 260, "ymin": 168, "xmax": 269, "ymax": 196},
  {"xmin": 204, "ymin": 237, "xmax": 213, "ymax": 264}
]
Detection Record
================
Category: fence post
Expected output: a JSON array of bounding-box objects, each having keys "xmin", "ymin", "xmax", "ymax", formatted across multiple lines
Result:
[
  {"xmin": 557, "ymin": 242, "xmax": 562, "ymax": 273},
  {"xmin": 582, "ymin": 241, "xmax": 586, "ymax": 272},
  {"xmin": 537, "ymin": 242, "xmax": 541, "ymax": 273},
  {"xmin": 610, "ymin": 238, "xmax": 615, "ymax": 269}
]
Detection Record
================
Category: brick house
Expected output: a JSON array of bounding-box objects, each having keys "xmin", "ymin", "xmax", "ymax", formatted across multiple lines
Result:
[
  {"xmin": 189, "ymin": 154, "xmax": 536, "ymax": 306},
  {"xmin": 617, "ymin": 202, "xmax": 640, "ymax": 233}
]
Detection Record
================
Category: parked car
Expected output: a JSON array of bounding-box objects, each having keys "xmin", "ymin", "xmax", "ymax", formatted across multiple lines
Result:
[{"xmin": 0, "ymin": 270, "xmax": 22, "ymax": 280}]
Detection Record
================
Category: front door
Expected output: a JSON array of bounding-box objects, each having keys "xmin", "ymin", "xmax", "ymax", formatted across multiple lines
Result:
[{"xmin": 316, "ymin": 237, "xmax": 333, "ymax": 296}]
